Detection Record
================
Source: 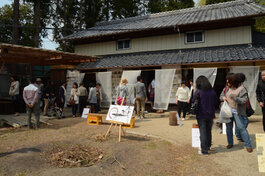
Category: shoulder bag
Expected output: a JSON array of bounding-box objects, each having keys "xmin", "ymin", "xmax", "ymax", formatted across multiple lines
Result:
[{"xmin": 191, "ymin": 91, "xmax": 200, "ymax": 115}]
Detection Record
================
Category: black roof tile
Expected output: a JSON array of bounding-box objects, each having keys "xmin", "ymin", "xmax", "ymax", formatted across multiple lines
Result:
[
  {"xmin": 76, "ymin": 44, "xmax": 265, "ymax": 70},
  {"xmin": 62, "ymin": 0, "xmax": 265, "ymax": 41}
]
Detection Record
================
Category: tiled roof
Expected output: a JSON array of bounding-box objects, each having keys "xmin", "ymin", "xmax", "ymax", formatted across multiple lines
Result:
[
  {"xmin": 76, "ymin": 44, "xmax": 265, "ymax": 69},
  {"xmin": 63, "ymin": 0, "xmax": 265, "ymax": 41}
]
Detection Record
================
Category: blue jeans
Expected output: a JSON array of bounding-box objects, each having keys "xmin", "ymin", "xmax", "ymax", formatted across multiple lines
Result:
[
  {"xmin": 236, "ymin": 117, "xmax": 249, "ymax": 139},
  {"xmin": 91, "ymin": 103, "xmax": 99, "ymax": 113},
  {"xmin": 226, "ymin": 112, "xmax": 252, "ymax": 148},
  {"xmin": 197, "ymin": 118, "xmax": 213, "ymax": 154},
  {"xmin": 72, "ymin": 104, "xmax": 78, "ymax": 116}
]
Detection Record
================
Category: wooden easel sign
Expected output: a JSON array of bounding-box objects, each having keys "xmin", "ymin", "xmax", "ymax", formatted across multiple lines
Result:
[
  {"xmin": 106, "ymin": 105, "xmax": 134, "ymax": 124},
  {"xmin": 105, "ymin": 105, "xmax": 134, "ymax": 142}
]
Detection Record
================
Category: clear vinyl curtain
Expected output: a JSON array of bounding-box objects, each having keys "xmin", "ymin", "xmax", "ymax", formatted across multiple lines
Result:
[
  {"xmin": 96, "ymin": 72, "xmax": 112, "ymax": 108},
  {"xmin": 154, "ymin": 69, "xmax": 176, "ymax": 110},
  {"xmin": 120, "ymin": 70, "xmax": 141, "ymax": 105},
  {"xmin": 193, "ymin": 68, "xmax": 217, "ymax": 87},
  {"xmin": 66, "ymin": 70, "xmax": 85, "ymax": 106},
  {"xmin": 230, "ymin": 66, "xmax": 260, "ymax": 110}
]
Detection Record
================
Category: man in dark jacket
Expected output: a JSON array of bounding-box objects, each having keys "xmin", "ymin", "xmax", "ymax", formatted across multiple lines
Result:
[{"xmin": 256, "ymin": 70, "xmax": 265, "ymax": 132}]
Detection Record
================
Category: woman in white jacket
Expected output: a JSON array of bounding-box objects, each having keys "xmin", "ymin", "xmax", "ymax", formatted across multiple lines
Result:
[
  {"xmin": 70, "ymin": 82, "xmax": 80, "ymax": 117},
  {"xmin": 176, "ymin": 81, "xmax": 191, "ymax": 120}
]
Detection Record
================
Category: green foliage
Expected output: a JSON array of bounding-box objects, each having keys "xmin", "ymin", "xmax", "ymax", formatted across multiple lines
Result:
[
  {"xmin": 254, "ymin": 0, "xmax": 265, "ymax": 33},
  {"xmin": 111, "ymin": 0, "xmax": 141, "ymax": 19},
  {"xmin": 206, "ymin": 0, "xmax": 234, "ymax": 5},
  {"xmin": 0, "ymin": 5, "xmax": 13, "ymax": 43},
  {"xmin": 0, "ymin": 4, "xmax": 37, "ymax": 46},
  {"xmin": 147, "ymin": 0, "xmax": 166, "ymax": 13},
  {"xmin": 197, "ymin": 0, "xmax": 206, "ymax": 6},
  {"xmin": 147, "ymin": 0, "xmax": 194, "ymax": 14}
]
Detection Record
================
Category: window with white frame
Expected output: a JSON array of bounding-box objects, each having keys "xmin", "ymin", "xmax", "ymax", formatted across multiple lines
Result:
[
  {"xmin": 116, "ymin": 39, "xmax": 131, "ymax": 50},
  {"xmin": 185, "ymin": 31, "xmax": 204, "ymax": 44}
]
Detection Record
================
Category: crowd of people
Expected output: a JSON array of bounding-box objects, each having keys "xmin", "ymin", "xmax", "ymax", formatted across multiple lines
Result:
[
  {"xmin": 8, "ymin": 72, "xmax": 265, "ymax": 153},
  {"xmin": 193, "ymin": 73, "xmax": 258, "ymax": 155},
  {"xmin": 9, "ymin": 76, "xmax": 104, "ymax": 128}
]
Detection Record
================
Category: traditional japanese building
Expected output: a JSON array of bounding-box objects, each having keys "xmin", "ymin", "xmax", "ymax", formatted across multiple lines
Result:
[{"xmin": 62, "ymin": 0, "xmax": 265, "ymax": 110}]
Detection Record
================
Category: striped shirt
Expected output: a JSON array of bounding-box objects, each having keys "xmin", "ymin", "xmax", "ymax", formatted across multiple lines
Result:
[{"xmin": 23, "ymin": 84, "xmax": 39, "ymax": 105}]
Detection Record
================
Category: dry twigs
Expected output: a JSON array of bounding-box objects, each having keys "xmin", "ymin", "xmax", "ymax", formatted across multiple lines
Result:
[
  {"xmin": 44, "ymin": 144, "xmax": 103, "ymax": 168},
  {"xmin": 111, "ymin": 154, "xmax": 126, "ymax": 170}
]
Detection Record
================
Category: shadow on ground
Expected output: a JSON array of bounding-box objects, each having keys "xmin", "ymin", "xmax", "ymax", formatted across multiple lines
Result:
[{"xmin": 0, "ymin": 147, "xmax": 40, "ymax": 157}]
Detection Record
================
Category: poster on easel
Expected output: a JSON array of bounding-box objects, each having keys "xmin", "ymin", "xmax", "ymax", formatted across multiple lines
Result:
[
  {"xmin": 106, "ymin": 105, "xmax": 134, "ymax": 124},
  {"xmin": 81, "ymin": 108, "xmax": 90, "ymax": 118}
]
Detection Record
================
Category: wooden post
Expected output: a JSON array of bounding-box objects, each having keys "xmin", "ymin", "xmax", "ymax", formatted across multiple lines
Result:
[
  {"xmin": 105, "ymin": 123, "xmax": 113, "ymax": 138},
  {"xmin": 119, "ymin": 124, "xmax": 122, "ymax": 142}
]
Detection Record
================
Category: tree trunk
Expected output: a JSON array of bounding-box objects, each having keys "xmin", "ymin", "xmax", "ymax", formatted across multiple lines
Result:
[
  {"xmin": 34, "ymin": 0, "xmax": 40, "ymax": 47},
  {"xmin": 12, "ymin": 0, "xmax": 20, "ymax": 44}
]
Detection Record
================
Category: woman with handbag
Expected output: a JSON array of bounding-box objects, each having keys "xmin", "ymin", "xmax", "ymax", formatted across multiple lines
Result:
[
  {"xmin": 192, "ymin": 76, "xmax": 217, "ymax": 155},
  {"xmin": 234, "ymin": 73, "xmax": 252, "ymax": 142},
  {"xmin": 116, "ymin": 78, "xmax": 129, "ymax": 105},
  {"xmin": 70, "ymin": 82, "xmax": 80, "ymax": 117},
  {"xmin": 220, "ymin": 73, "xmax": 253, "ymax": 152}
]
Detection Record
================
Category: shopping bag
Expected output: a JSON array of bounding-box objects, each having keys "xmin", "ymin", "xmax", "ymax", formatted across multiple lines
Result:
[{"xmin": 219, "ymin": 101, "xmax": 232, "ymax": 119}]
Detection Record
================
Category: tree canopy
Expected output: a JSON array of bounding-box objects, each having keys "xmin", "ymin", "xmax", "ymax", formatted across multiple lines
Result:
[{"xmin": 0, "ymin": 4, "xmax": 38, "ymax": 46}]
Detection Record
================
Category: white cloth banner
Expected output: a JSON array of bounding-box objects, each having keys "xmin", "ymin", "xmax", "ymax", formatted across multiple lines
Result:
[
  {"xmin": 193, "ymin": 68, "xmax": 217, "ymax": 87},
  {"xmin": 96, "ymin": 72, "xmax": 112, "ymax": 108},
  {"xmin": 154, "ymin": 69, "xmax": 176, "ymax": 110},
  {"xmin": 120, "ymin": 70, "xmax": 141, "ymax": 105},
  {"xmin": 230, "ymin": 66, "xmax": 260, "ymax": 110},
  {"xmin": 66, "ymin": 70, "xmax": 85, "ymax": 106}
]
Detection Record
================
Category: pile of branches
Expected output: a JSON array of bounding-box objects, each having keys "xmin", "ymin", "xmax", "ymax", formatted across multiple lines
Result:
[{"xmin": 44, "ymin": 145, "xmax": 103, "ymax": 168}]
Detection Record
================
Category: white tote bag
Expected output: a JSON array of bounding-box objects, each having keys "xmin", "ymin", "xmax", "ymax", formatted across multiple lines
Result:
[{"xmin": 219, "ymin": 101, "xmax": 232, "ymax": 119}]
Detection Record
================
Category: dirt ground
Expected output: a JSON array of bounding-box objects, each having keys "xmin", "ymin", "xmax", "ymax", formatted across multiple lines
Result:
[{"xmin": 0, "ymin": 111, "xmax": 264, "ymax": 176}]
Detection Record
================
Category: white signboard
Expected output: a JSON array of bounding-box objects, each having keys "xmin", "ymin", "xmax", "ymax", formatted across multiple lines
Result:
[
  {"xmin": 81, "ymin": 108, "xmax": 90, "ymax": 118},
  {"xmin": 106, "ymin": 105, "xmax": 134, "ymax": 124},
  {"xmin": 256, "ymin": 133, "xmax": 265, "ymax": 172},
  {"xmin": 192, "ymin": 127, "xmax": 201, "ymax": 148}
]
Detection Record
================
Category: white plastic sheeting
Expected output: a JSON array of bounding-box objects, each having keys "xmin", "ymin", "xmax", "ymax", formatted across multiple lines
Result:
[
  {"xmin": 154, "ymin": 69, "xmax": 176, "ymax": 110},
  {"xmin": 193, "ymin": 68, "xmax": 217, "ymax": 87},
  {"xmin": 120, "ymin": 70, "xmax": 141, "ymax": 105},
  {"xmin": 230, "ymin": 66, "xmax": 260, "ymax": 110},
  {"xmin": 66, "ymin": 70, "xmax": 85, "ymax": 106},
  {"xmin": 96, "ymin": 72, "xmax": 112, "ymax": 108}
]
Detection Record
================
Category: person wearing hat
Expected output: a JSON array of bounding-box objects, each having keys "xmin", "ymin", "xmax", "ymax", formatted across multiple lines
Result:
[
  {"xmin": 176, "ymin": 81, "xmax": 191, "ymax": 120},
  {"xmin": 116, "ymin": 78, "xmax": 129, "ymax": 105}
]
